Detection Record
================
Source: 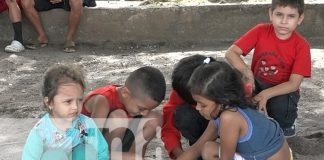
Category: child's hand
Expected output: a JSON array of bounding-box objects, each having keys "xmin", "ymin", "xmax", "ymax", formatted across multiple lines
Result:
[
  {"xmin": 242, "ymin": 68, "xmax": 255, "ymax": 91},
  {"xmin": 244, "ymin": 83, "xmax": 253, "ymax": 97},
  {"xmin": 253, "ymin": 91, "xmax": 269, "ymax": 116}
]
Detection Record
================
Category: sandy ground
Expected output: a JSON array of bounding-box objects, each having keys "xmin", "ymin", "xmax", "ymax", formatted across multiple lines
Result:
[{"xmin": 0, "ymin": 41, "xmax": 323, "ymax": 160}]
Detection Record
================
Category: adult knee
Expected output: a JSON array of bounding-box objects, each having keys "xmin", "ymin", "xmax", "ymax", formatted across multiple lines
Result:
[
  {"xmin": 202, "ymin": 141, "xmax": 218, "ymax": 160},
  {"xmin": 21, "ymin": 0, "xmax": 34, "ymax": 9},
  {"xmin": 69, "ymin": 0, "xmax": 82, "ymax": 10}
]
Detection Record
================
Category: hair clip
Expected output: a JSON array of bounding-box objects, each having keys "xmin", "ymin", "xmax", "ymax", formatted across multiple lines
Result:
[{"xmin": 203, "ymin": 57, "xmax": 211, "ymax": 64}]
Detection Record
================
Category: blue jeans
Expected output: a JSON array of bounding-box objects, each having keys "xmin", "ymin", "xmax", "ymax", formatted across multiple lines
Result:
[{"xmin": 254, "ymin": 78, "xmax": 300, "ymax": 129}]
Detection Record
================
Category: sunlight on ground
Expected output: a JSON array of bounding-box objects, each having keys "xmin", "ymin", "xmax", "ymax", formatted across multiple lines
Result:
[{"xmin": 311, "ymin": 49, "xmax": 324, "ymax": 68}]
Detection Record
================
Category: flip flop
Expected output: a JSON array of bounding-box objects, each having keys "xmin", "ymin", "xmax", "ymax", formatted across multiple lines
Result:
[
  {"xmin": 25, "ymin": 39, "xmax": 48, "ymax": 50},
  {"xmin": 63, "ymin": 41, "xmax": 76, "ymax": 53}
]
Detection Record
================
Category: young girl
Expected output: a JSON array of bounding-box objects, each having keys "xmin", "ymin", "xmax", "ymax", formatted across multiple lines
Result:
[
  {"xmin": 22, "ymin": 64, "xmax": 108, "ymax": 160},
  {"xmin": 177, "ymin": 59, "xmax": 292, "ymax": 160}
]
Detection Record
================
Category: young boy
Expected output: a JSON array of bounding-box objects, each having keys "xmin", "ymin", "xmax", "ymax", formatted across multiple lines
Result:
[
  {"xmin": 82, "ymin": 66, "xmax": 166, "ymax": 159},
  {"xmin": 225, "ymin": 0, "xmax": 311, "ymax": 137},
  {"xmin": 162, "ymin": 55, "xmax": 215, "ymax": 159},
  {"xmin": 1, "ymin": 0, "xmax": 24, "ymax": 53}
]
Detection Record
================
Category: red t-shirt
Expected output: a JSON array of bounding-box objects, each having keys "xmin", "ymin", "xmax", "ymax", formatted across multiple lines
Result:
[
  {"xmin": 161, "ymin": 90, "xmax": 186, "ymax": 159},
  {"xmin": 234, "ymin": 23, "xmax": 311, "ymax": 85},
  {"xmin": 82, "ymin": 85, "xmax": 126, "ymax": 117},
  {"xmin": 0, "ymin": 0, "xmax": 22, "ymax": 13}
]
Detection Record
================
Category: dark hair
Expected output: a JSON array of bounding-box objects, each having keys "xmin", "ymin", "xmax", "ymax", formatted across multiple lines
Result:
[
  {"xmin": 42, "ymin": 64, "xmax": 86, "ymax": 107},
  {"xmin": 188, "ymin": 61, "xmax": 248, "ymax": 108},
  {"xmin": 125, "ymin": 66, "xmax": 166, "ymax": 103},
  {"xmin": 172, "ymin": 55, "xmax": 216, "ymax": 105},
  {"xmin": 271, "ymin": 0, "xmax": 304, "ymax": 15}
]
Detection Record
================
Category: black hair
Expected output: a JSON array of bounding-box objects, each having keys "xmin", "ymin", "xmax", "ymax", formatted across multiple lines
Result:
[
  {"xmin": 42, "ymin": 64, "xmax": 85, "ymax": 107},
  {"xmin": 172, "ymin": 55, "xmax": 216, "ymax": 105},
  {"xmin": 188, "ymin": 61, "xmax": 249, "ymax": 109},
  {"xmin": 125, "ymin": 66, "xmax": 166, "ymax": 103},
  {"xmin": 271, "ymin": 0, "xmax": 304, "ymax": 16}
]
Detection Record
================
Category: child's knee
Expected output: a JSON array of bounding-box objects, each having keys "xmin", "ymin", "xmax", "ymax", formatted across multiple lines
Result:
[
  {"xmin": 106, "ymin": 109, "xmax": 129, "ymax": 130},
  {"xmin": 109, "ymin": 109, "xmax": 128, "ymax": 118},
  {"xmin": 202, "ymin": 141, "xmax": 219, "ymax": 160},
  {"xmin": 144, "ymin": 111, "xmax": 162, "ymax": 128}
]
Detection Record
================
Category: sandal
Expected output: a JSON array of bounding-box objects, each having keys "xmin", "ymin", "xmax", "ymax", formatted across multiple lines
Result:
[
  {"xmin": 4, "ymin": 40, "xmax": 25, "ymax": 53},
  {"xmin": 25, "ymin": 39, "xmax": 48, "ymax": 50},
  {"xmin": 63, "ymin": 41, "xmax": 76, "ymax": 53}
]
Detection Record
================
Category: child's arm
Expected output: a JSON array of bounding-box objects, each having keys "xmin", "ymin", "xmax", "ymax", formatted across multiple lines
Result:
[
  {"xmin": 225, "ymin": 45, "xmax": 255, "ymax": 89},
  {"xmin": 21, "ymin": 129, "xmax": 44, "ymax": 160},
  {"xmin": 84, "ymin": 95, "xmax": 111, "ymax": 131},
  {"xmin": 218, "ymin": 111, "xmax": 241, "ymax": 160},
  {"xmin": 254, "ymin": 74, "xmax": 304, "ymax": 113},
  {"xmin": 177, "ymin": 121, "xmax": 217, "ymax": 160}
]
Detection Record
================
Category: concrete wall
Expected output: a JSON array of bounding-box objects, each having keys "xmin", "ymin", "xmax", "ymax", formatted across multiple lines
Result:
[{"xmin": 1, "ymin": 3, "xmax": 323, "ymax": 47}]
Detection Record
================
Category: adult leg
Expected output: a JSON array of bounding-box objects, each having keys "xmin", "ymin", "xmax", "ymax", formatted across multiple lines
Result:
[
  {"xmin": 64, "ymin": 0, "xmax": 82, "ymax": 52},
  {"xmin": 4, "ymin": 0, "xmax": 24, "ymax": 52},
  {"xmin": 174, "ymin": 104, "xmax": 209, "ymax": 145},
  {"xmin": 21, "ymin": 0, "xmax": 48, "ymax": 45},
  {"xmin": 67, "ymin": 0, "xmax": 82, "ymax": 42},
  {"xmin": 6, "ymin": 0, "xmax": 22, "ymax": 43}
]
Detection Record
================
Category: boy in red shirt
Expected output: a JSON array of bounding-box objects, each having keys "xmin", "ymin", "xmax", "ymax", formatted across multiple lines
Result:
[
  {"xmin": 225, "ymin": 0, "xmax": 311, "ymax": 137},
  {"xmin": 1, "ymin": 0, "xmax": 24, "ymax": 52},
  {"xmin": 82, "ymin": 66, "xmax": 166, "ymax": 159},
  {"xmin": 162, "ymin": 55, "xmax": 216, "ymax": 159}
]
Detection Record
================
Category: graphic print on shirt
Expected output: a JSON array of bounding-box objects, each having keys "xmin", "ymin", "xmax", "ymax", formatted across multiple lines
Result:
[{"xmin": 254, "ymin": 51, "xmax": 286, "ymax": 82}]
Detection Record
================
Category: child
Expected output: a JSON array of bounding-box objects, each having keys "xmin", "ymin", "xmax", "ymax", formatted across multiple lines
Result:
[
  {"xmin": 225, "ymin": 0, "xmax": 311, "ymax": 137},
  {"xmin": 162, "ymin": 55, "xmax": 215, "ymax": 159},
  {"xmin": 22, "ymin": 64, "xmax": 108, "ymax": 160},
  {"xmin": 82, "ymin": 66, "xmax": 166, "ymax": 158},
  {"xmin": 0, "ymin": 0, "xmax": 24, "ymax": 53},
  {"xmin": 177, "ymin": 60, "xmax": 292, "ymax": 160}
]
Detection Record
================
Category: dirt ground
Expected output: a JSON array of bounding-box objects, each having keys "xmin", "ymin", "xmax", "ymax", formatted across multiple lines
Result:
[{"xmin": 0, "ymin": 41, "xmax": 323, "ymax": 159}]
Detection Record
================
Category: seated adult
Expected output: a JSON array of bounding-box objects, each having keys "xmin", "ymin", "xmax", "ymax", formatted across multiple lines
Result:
[
  {"xmin": 1, "ymin": 0, "xmax": 24, "ymax": 53},
  {"xmin": 21, "ymin": 0, "xmax": 83, "ymax": 52}
]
